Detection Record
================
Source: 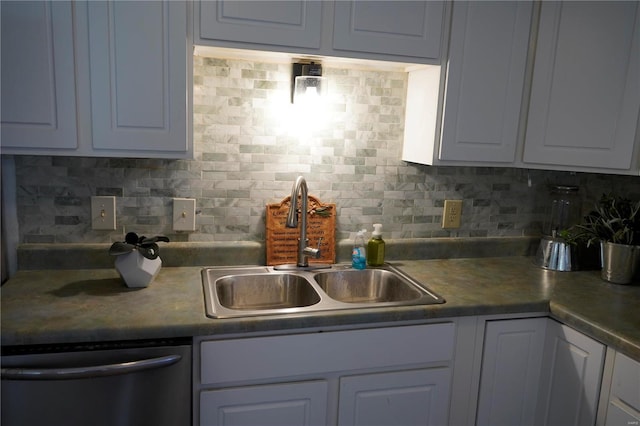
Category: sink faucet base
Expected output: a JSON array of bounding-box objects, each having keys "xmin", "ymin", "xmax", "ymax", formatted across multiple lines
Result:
[{"xmin": 273, "ymin": 263, "xmax": 332, "ymax": 271}]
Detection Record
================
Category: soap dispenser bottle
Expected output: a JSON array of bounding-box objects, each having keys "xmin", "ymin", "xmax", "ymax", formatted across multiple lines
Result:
[
  {"xmin": 352, "ymin": 229, "xmax": 367, "ymax": 270},
  {"xmin": 367, "ymin": 223, "xmax": 385, "ymax": 267}
]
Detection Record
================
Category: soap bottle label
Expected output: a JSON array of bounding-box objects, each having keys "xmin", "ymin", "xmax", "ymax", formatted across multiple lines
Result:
[
  {"xmin": 352, "ymin": 247, "xmax": 366, "ymax": 270},
  {"xmin": 367, "ymin": 239, "xmax": 385, "ymax": 266}
]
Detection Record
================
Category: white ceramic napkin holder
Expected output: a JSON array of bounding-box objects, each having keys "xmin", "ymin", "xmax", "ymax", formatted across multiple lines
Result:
[{"xmin": 115, "ymin": 250, "xmax": 162, "ymax": 288}]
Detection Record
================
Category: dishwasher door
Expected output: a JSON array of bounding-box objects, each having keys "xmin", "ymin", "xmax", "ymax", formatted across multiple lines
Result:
[{"xmin": 1, "ymin": 342, "xmax": 191, "ymax": 426}]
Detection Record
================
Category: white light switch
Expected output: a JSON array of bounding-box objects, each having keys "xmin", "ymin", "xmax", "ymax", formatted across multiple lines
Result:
[
  {"xmin": 173, "ymin": 198, "xmax": 196, "ymax": 231},
  {"xmin": 91, "ymin": 196, "xmax": 116, "ymax": 230}
]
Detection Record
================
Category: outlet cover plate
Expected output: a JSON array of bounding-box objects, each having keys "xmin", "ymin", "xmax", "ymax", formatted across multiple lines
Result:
[
  {"xmin": 442, "ymin": 200, "xmax": 462, "ymax": 229},
  {"xmin": 173, "ymin": 198, "xmax": 196, "ymax": 231},
  {"xmin": 91, "ymin": 196, "xmax": 116, "ymax": 230}
]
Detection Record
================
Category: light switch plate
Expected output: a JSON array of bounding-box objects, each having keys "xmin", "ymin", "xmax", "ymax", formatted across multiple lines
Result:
[
  {"xmin": 173, "ymin": 198, "xmax": 196, "ymax": 231},
  {"xmin": 91, "ymin": 196, "xmax": 116, "ymax": 230}
]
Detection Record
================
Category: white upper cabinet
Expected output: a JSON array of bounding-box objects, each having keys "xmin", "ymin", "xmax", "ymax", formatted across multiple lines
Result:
[
  {"xmin": 198, "ymin": 1, "xmax": 322, "ymax": 49},
  {"xmin": 402, "ymin": 0, "xmax": 532, "ymax": 166},
  {"xmin": 524, "ymin": 1, "xmax": 640, "ymax": 172},
  {"xmin": 87, "ymin": 1, "xmax": 189, "ymax": 155},
  {"xmin": 332, "ymin": 1, "xmax": 444, "ymax": 61},
  {"xmin": 195, "ymin": 1, "xmax": 446, "ymax": 64},
  {"xmin": 438, "ymin": 1, "xmax": 532, "ymax": 163},
  {"xmin": 0, "ymin": 1, "xmax": 78, "ymax": 151},
  {"xmin": 404, "ymin": 0, "xmax": 640, "ymax": 174},
  {"xmin": 1, "ymin": 0, "xmax": 192, "ymax": 159}
]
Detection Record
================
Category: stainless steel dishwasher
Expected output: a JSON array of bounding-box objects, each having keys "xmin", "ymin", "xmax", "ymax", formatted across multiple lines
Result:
[{"xmin": 1, "ymin": 338, "xmax": 192, "ymax": 426}]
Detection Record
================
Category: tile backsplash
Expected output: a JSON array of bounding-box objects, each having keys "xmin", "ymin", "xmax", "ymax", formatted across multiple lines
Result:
[{"xmin": 12, "ymin": 57, "xmax": 640, "ymax": 244}]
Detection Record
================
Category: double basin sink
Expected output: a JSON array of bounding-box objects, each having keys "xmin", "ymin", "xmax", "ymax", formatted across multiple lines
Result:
[{"xmin": 202, "ymin": 264, "xmax": 445, "ymax": 318}]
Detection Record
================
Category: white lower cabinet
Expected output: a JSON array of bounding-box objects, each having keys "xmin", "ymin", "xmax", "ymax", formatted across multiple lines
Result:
[
  {"xmin": 535, "ymin": 320, "xmax": 606, "ymax": 426},
  {"xmin": 195, "ymin": 316, "xmax": 630, "ymax": 426},
  {"xmin": 476, "ymin": 317, "xmax": 547, "ymax": 426},
  {"xmin": 200, "ymin": 381, "xmax": 328, "ymax": 426},
  {"xmin": 476, "ymin": 317, "xmax": 605, "ymax": 426},
  {"xmin": 601, "ymin": 351, "xmax": 640, "ymax": 426},
  {"xmin": 338, "ymin": 368, "xmax": 451, "ymax": 426},
  {"xmin": 195, "ymin": 323, "xmax": 455, "ymax": 426}
]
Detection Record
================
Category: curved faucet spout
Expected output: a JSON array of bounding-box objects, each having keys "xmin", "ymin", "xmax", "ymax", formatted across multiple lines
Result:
[
  {"xmin": 285, "ymin": 175, "xmax": 319, "ymax": 267},
  {"xmin": 286, "ymin": 176, "xmax": 307, "ymax": 229}
]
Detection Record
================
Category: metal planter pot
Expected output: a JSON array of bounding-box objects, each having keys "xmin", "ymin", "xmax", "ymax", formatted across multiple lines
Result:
[{"xmin": 600, "ymin": 241, "xmax": 640, "ymax": 284}]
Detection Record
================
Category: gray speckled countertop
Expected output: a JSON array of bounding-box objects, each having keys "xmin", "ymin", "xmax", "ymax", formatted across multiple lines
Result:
[{"xmin": 2, "ymin": 255, "xmax": 639, "ymax": 360}]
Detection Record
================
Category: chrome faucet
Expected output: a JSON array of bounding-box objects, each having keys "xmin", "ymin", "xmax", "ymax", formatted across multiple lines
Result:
[{"xmin": 285, "ymin": 175, "xmax": 322, "ymax": 268}]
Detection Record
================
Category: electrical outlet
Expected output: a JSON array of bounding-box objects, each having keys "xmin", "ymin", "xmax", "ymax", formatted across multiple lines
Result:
[
  {"xmin": 91, "ymin": 196, "xmax": 116, "ymax": 230},
  {"xmin": 442, "ymin": 200, "xmax": 462, "ymax": 229},
  {"xmin": 173, "ymin": 198, "xmax": 196, "ymax": 231}
]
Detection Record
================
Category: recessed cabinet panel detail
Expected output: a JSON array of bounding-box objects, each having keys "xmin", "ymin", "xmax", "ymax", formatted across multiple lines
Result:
[
  {"xmin": 198, "ymin": 1, "xmax": 322, "ymax": 49},
  {"xmin": 88, "ymin": 1, "xmax": 188, "ymax": 153},
  {"xmin": 535, "ymin": 320, "xmax": 605, "ymax": 426},
  {"xmin": 338, "ymin": 368, "xmax": 451, "ymax": 426},
  {"xmin": 0, "ymin": 1, "xmax": 78, "ymax": 150},
  {"xmin": 200, "ymin": 381, "xmax": 328, "ymax": 426},
  {"xmin": 602, "ymin": 352, "xmax": 640, "ymax": 425},
  {"xmin": 439, "ymin": 1, "xmax": 532, "ymax": 162},
  {"xmin": 333, "ymin": 1, "xmax": 444, "ymax": 59},
  {"xmin": 524, "ymin": 1, "xmax": 640, "ymax": 170},
  {"xmin": 476, "ymin": 318, "xmax": 546, "ymax": 426}
]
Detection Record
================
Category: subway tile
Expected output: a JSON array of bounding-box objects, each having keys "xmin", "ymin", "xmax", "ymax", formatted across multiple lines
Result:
[{"xmin": 11, "ymin": 58, "xmax": 639, "ymax": 244}]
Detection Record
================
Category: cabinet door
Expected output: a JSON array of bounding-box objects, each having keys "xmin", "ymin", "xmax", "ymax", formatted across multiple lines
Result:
[
  {"xmin": 333, "ymin": 1, "xmax": 444, "ymax": 60},
  {"xmin": 87, "ymin": 0, "xmax": 188, "ymax": 154},
  {"xmin": 200, "ymin": 381, "xmax": 328, "ymax": 426},
  {"xmin": 476, "ymin": 317, "xmax": 547, "ymax": 426},
  {"xmin": 198, "ymin": 1, "xmax": 322, "ymax": 49},
  {"xmin": 524, "ymin": 1, "xmax": 640, "ymax": 171},
  {"xmin": 535, "ymin": 320, "xmax": 605, "ymax": 426},
  {"xmin": 0, "ymin": 1, "xmax": 78, "ymax": 150},
  {"xmin": 338, "ymin": 368, "xmax": 451, "ymax": 426},
  {"xmin": 439, "ymin": 1, "xmax": 532, "ymax": 162},
  {"xmin": 605, "ymin": 352, "xmax": 640, "ymax": 425}
]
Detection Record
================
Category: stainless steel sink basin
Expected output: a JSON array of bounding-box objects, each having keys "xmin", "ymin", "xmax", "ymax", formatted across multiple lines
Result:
[
  {"xmin": 216, "ymin": 273, "xmax": 321, "ymax": 310},
  {"xmin": 313, "ymin": 269, "xmax": 422, "ymax": 303},
  {"xmin": 202, "ymin": 264, "xmax": 445, "ymax": 319}
]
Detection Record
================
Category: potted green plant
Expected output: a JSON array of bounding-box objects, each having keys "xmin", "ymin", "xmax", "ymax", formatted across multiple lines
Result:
[{"xmin": 568, "ymin": 194, "xmax": 640, "ymax": 284}]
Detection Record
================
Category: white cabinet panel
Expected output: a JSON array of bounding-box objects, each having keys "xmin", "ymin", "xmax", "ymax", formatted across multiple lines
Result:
[
  {"xmin": 605, "ymin": 352, "xmax": 640, "ymax": 425},
  {"xmin": 196, "ymin": 1, "xmax": 445, "ymax": 64},
  {"xmin": 196, "ymin": 323, "xmax": 456, "ymax": 426},
  {"xmin": 439, "ymin": 1, "xmax": 532, "ymax": 162},
  {"xmin": 338, "ymin": 368, "xmax": 451, "ymax": 426},
  {"xmin": 524, "ymin": 1, "xmax": 640, "ymax": 171},
  {"xmin": 88, "ymin": 0, "xmax": 188, "ymax": 154},
  {"xmin": 200, "ymin": 323, "xmax": 455, "ymax": 385},
  {"xmin": 606, "ymin": 402, "xmax": 640, "ymax": 426},
  {"xmin": 0, "ymin": 1, "xmax": 78, "ymax": 150},
  {"xmin": 198, "ymin": 1, "xmax": 322, "ymax": 49},
  {"xmin": 200, "ymin": 381, "xmax": 328, "ymax": 426},
  {"xmin": 476, "ymin": 317, "xmax": 547, "ymax": 426},
  {"xmin": 536, "ymin": 319, "xmax": 605, "ymax": 426},
  {"xmin": 333, "ymin": 1, "xmax": 444, "ymax": 60}
]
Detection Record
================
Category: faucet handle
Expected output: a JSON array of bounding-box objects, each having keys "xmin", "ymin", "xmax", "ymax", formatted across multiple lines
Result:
[{"xmin": 303, "ymin": 237, "xmax": 322, "ymax": 259}]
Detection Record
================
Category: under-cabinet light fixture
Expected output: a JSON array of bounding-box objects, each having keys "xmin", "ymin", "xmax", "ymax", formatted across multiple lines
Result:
[{"xmin": 291, "ymin": 62, "xmax": 326, "ymax": 104}]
